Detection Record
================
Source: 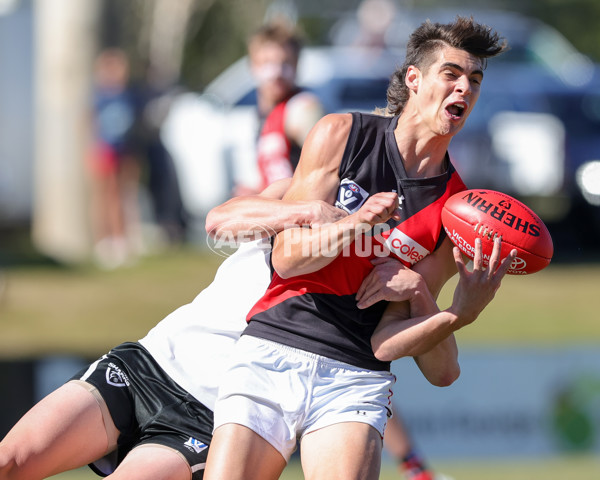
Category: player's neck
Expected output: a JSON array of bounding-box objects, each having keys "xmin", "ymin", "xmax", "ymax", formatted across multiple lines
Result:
[{"xmin": 394, "ymin": 114, "xmax": 450, "ymax": 178}]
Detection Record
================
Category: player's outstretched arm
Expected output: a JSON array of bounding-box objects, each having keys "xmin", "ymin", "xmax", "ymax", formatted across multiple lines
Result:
[
  {"xmin": 273, "ymin": 191, "xmax": 401, "ymax": 278},
  {"xmin": 358, "ymin": 238, "xmax": 459, "ymax": 386},
  {"xmin": 371, "ymin": 237, "xmax": 515, "ymax": 385},
  {"xmin": 367, "ymin": 259, "xmax": 460, "ymax": 387},
  {"xmin": 205, "ymin": 178, "xmax": 346, "ymax": 241}
]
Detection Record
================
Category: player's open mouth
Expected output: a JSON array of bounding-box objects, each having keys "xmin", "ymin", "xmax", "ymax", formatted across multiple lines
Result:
[{"xmin": 446, "ymin": 102, "xmax": 466, "ymax": 120}]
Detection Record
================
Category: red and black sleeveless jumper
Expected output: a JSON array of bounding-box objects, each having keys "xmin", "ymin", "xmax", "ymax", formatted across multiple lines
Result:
[{"xmin": 245, "ymin": 112, "xmax": 466, "ymax": 371}]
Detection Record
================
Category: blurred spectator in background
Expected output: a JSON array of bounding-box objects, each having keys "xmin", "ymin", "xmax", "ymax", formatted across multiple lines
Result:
[
  {"xmin": 87, "ymin": 48, "xmax": 144, "ymax": 269},
  {"xmin": 330, "ymin": 0, "xmax": 400, "ymax": 50},
  {"xmin": 138, "ymin": 65, "xmax": 189, "ymax": 246},
  {"xmin": 88, "ymin": 48, "xmax": 189, "ymax": 268},
  {"xmin": 234, "ymin": 20, "xmax": 324, "ymax": 195},
  {"xmin": 353, "ymin": 0, "xmax": 397, "ymax": 49}
]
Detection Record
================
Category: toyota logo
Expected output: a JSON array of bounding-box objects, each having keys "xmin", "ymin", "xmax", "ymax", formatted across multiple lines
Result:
[{"xmin": 510, "ymin": 256, "xmax": 527, "ymax": 271}]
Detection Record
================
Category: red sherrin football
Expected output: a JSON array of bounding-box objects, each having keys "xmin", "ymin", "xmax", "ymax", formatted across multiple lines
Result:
[{"xmin": 441, "ymin": 189, "xmax": 553, "ymax": 275}]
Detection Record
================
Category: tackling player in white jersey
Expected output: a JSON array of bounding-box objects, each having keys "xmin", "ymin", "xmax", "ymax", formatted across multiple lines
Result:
[
  {"xmin": 0, "ymin": 180, "xmax": 344, "ymax": 480},
  {"xmin": 0, "ymin": 178, "xmax": 446, "ymax": 480}
]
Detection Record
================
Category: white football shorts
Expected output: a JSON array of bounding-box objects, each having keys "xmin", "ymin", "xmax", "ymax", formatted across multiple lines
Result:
[{"xmin": 213, "ymin": 335, "xmax": 396, "ymax": 461}]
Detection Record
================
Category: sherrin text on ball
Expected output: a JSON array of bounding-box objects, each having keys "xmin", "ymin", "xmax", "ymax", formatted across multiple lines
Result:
[{"xmin": 441, "ymin": 189, "xmax": 553, "ymax": 274}]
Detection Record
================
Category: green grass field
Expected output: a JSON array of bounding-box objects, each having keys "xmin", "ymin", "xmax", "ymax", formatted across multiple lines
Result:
[
  {"xmin": 1, "ymin": 247, "xmax": 598, "ymax": 358},
  {"xmin": 45, "ymin": 455, "xmax": 600, "ymax": 479},
  {"xmin": 2, "ymin": 246, "xmax": 600, "ymax": 478}
]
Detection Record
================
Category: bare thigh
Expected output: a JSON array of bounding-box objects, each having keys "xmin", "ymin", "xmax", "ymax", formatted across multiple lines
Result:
[
  {"xmin": 300, "ymin": 422, "xmax": 382, "ymax": 480},
  {"xmin": 0, "ymin": 381, "xmax": 118, "ymax": 480},
  {"xmin": 107, "ymin": 444, "xmax": 191, "ymax": 480},
  {"xmin": 203, "ymin": 424, "xmax": 286, "ymax": 480}
]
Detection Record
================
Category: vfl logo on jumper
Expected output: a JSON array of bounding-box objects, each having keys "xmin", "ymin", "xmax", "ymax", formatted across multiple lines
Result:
[
  {"xmin": 385, "ymin": 229, "xmax": 430, "ymax": 264},
  {"xmin": 184, "ymin": 437, "xmax": 208, "ymax": 454},
  {"xmin": 106, "ymin": 363, "xmax": 130, "ymax": 387},
  {"xmin": 335, "ymin": 179, "xmax": 369, "ymax": 213}
]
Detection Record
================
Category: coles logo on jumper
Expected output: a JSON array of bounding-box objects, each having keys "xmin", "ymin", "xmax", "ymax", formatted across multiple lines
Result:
[
  {"xmin": 384, "ymin": 228, "xmax": 430, "ymax": 264},
  {"xmin": 335, "ymin": 178, "xmax": 369, "ymax": 214}
]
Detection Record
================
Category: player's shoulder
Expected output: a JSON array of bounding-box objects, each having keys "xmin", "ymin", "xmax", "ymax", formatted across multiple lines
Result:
[
  {"xmin": 304, "ymin": 113, "xmax": 353, "ymax": 156},
  {"xmin": 293, "ymin": 113, "xmax": 353, "ymax": 180},
  {"xmin": 355, "ymin": 110, "xmax": 395, "ymax": 127},
  {"xmin": 314, "ymin": 112, "xmax": 353, "ymax": 132}
]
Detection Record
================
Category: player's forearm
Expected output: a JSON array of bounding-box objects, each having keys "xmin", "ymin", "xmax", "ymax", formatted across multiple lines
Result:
[
  {"xmin": 413, "ymin": 334, "xmax": 460, "ymax": 387},
  {"xmin": 370, "ymin": 281, "xmax": 461, "ymax": 386},
  {"xmin": 271, "ymin": 214, "xmax": 370, "ymax": 279},
  {"xmin": 206, "ymin": 196, "xmax": 321, "ymax": 241},
  {"xmin": 371, "ymin": 299, "xmax": 460, "ymax": 361}
]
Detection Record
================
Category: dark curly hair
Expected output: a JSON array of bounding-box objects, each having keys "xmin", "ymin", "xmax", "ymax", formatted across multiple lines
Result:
[{"xmin": 386, "ymin": 16, "xmax": 508, "ymax": 116}]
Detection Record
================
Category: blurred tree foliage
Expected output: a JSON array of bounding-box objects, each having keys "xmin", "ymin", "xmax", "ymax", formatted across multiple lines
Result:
[
  {"xmin": 97, "ymin": 0, "xmax": 600, "ymax": 91},
  {"xmin": 98, "ymin": 0, "xmax": 273, "ymax": 90},
  {"xmin": 417, "ymin": 0, "xmax": 600, "ymax": 62},
  {"xmin": 518, "ymin": 0, "xmax": 600, "ymax": 62}
]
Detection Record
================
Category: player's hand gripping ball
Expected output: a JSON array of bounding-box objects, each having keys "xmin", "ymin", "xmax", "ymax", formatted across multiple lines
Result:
[{"xmin": 442, "ymin": 189, "xmax": 553, "ymax": 275}]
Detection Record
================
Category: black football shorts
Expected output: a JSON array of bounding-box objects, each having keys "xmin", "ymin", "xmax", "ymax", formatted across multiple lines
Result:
[{"xmin": 69, "ymin": 342, "xmax": 213, "ymax": 479}]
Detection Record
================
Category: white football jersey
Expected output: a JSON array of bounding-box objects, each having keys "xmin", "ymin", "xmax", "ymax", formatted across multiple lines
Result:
[{"xmin": 139, "ymin": 239, "xmax": 272, "ymax": 410}]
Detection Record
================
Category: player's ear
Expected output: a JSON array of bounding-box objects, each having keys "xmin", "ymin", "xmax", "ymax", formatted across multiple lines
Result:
[{"xmin": 405, "ymin": 65, "xmax": 420, "ymax": 92}]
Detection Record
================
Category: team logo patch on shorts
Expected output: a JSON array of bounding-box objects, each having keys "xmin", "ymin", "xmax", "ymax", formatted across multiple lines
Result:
[
  {"xmin": 335, "ymin": 178, "xmax": 369, "ymax": 214},
  {"xmin": 106, "ymin": 363, "xmax": 130, "ymax": 387},
  {"xmin": 184, "ymin": 437, "xmax": 208, "ymax": 454}
]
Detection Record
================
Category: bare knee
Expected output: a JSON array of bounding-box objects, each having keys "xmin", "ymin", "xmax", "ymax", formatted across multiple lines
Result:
[
  {"xmin": 0, "ymin": 441, "xmax": 28, "ymax": 480},
  {"xmin": 0, "ymin": 434, "xmax": 63, "ymax": 480}
]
